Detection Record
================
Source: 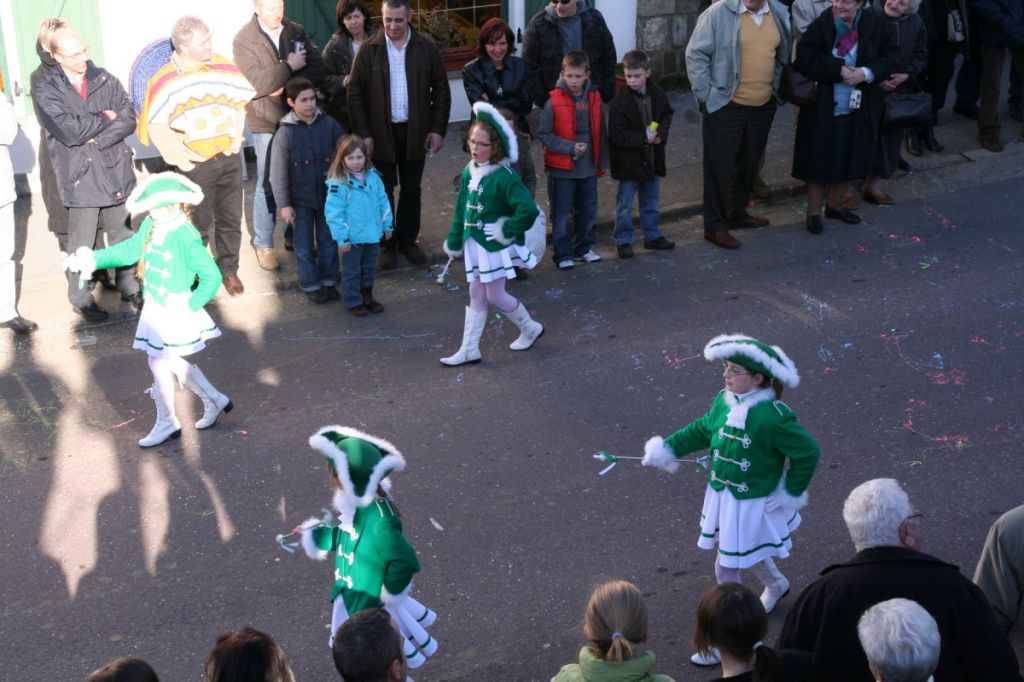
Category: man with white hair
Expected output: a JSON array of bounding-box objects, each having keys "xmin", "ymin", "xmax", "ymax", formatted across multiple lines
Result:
[
  {"xmin": 858, "ymin": 598, "xmax": 940, "ymax": 682},
  {"xmin": 778, "ymin": 478, "xmax": 1022, "ymax": 681}
]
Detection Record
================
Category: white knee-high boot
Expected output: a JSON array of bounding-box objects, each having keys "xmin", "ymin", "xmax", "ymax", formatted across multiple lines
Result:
[
  {"xmin": 440, "ymin": 307, "xmax": 487, "ymax": 366},
  {"xmin": 139, "ymin": 383, "xmax": 182, "ymax": 448},
  {"xmin": 748, "ymin": 557, "xmax": 791, "ymax": 614},
  {"xmin": 182, "ymin": 364, "xmax": 233, "ymax": 429},
  {"xmin": 505, "ymin": 302, "xmax": 543, "ymax": 351}
]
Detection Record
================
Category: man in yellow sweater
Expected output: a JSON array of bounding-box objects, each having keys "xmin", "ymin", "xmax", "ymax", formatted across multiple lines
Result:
[{"xmin": 685, "ymin": 0, "xmax": 792, "ymax": 249}]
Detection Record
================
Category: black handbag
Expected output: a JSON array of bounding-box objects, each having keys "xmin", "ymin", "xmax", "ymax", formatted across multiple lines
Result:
[
  {"xmin": 882, "ymin": 75, "xmax": 931, "ymax": 128},
  {"xmin": 780, "ymin": 64, "xmax": 818, "ymax": 107}
]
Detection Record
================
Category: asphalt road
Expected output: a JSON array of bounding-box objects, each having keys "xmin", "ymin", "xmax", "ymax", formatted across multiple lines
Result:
[{"xmin": 1, "ymin": 176, "xmax": 1022, "ymax": 681}]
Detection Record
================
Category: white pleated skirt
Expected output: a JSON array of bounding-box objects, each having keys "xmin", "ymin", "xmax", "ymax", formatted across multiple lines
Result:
[
  {"xmin": 463, "ymin": 239, "xmax": 537, "ymax": 283},
  {"xmin": 697, "ymin": 486, "xmax": 802, "ymax": 569},
  {"xmin": 132, "ymin": 297, "xmax": 221, "ymax": 357}
]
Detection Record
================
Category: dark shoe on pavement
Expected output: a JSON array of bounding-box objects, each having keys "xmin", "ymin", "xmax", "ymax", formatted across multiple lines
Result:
[
  {"xmin": 897, "ymin": 158, "xmax": 911, "ymax": 171},
  {"xmin": 923, "ymin": 127, "xmax": 944, "ymax": 152},
  {"xmin": 824, "ymin": 206, "xmax": 862, "ymax": 224},
  {"xmin": 222, "ymin": 274, "xmax": 244, "ymax": 296},
  {"xmin": 347, "ymin": 304, "xmax": 369, "ymax": 317},
  {"xmin": 122, "ymin": 291, "xmax": 145, "ymax": 310},
  {"xmin": 905, "ymin": 129, "xmax": 923, "ymax": 156},
  {"xmin": 0, "ymin": 315, "xmax": 38, "ymax": 334},
  {"xmin": 643, "ymin": 236, "xmax": 676, "ymax": 250},
  {"xmin": 980, "ymin": 136, "xmax": 1004, "ymax": 152},
  {"xmin": 324, "ymin": 285, "xmax": 340, "ymax": 301},
  {"xmin": 400, "ymin": 242, "xmax": 427, "ymax": 265},
  {"xmin": 806, "ymin": 215, "xmax": 824, "ymax": 234},
  {"xmin": 953, "ymin": 103, "xmax": 979, "ymax": 119},
  {"xmin": 361, "ymin": 288, "xmax": 384, "ymax": 313},
  {"xmin": 379, "ymin": 248, "xmax": 398, "ymax": 271},
  {"xmin": 617, "ymin": 243, "xmax": 634, "ymax": 259},
  {"xmin": 513, "ymin": 266, "xmax": 529, "ymax": 280},
  {"xmin": 75, "ymin": 301, "xmax": 109, "ymax": 323},
  {"xmin": 306, "ymin": 288, "xmax": 330, "ymax": 304},
  {"xmin": 704, "ymin": 230, "xmax": 741, "ymax": 249},
  {"xmin": 728, "ymin": 212, "xmax": 770, "ymax": 229},
  {"xmin": 863, "ymin": 190, "xmax": 894, "ymax": 206},
  {"xmin": 751, "ymin": 177, "xmax": 772, "ymax": 200}
]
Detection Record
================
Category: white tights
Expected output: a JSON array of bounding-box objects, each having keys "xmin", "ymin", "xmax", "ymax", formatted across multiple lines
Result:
[
  {"xmin": 468, "ymin": 278, "xmax": 517, "ymax": 313},
  {"xmin": 147, "ymin": 354, "xmax": 192, "ymax": 402},
  {"xmin": 715, "ymin": 555, "xmax": 742, "ymax": 584}
]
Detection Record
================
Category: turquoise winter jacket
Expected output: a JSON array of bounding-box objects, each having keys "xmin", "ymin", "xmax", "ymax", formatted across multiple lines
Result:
[{"xmin": 325, "ymin": 169, "xmax": 394, "ymax": 247}]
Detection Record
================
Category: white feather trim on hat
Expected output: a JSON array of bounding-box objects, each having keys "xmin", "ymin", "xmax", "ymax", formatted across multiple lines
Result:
[
  {"xmin": 309, "ymin": 425, "xmax": 406, "ymax": 512},
  {"xmin": 472, "ymin": 100, "xmax": 518, "ymax": 163},
  {"xmin": 126, "ymin": 171, "xmax": 204, "ymax": 215},
  {"xmin": 642, "ymin": 435, "xmax": 681, "ymax": 473},
  {"xmin": 704, "ymin": 333, "xmax": 801, "ymax": 389}
]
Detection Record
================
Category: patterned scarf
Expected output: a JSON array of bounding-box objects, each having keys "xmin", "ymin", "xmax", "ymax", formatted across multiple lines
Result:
[{"xmin": 833, "ymin": 9, "xmax": 862, "ymax": 57}]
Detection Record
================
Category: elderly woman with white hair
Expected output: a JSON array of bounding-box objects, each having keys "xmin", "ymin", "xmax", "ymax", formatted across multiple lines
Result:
[
  {"xmin": 857, "ymin": 598, "xmax": 940, "ymax": 682},
  {"xmin": 778, "ymin": 478, "xmax": 1021, "ymax": 682}
]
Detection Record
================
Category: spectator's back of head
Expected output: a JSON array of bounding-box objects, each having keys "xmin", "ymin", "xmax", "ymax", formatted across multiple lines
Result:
[
  {"xmin": 332, "ymin": 608, "xmax": 406, "ymax": 682},
  {"xmin": 204, "ymin": 627, "xmax": 295, "ymax": 682},
  {"xmin": 581, "ymin": 579, "xmax": 649, "ymax": 663},
  {"xmin": 694, "ymin": 583, "xmax": 781, "ymax": 679},
  {"xmin": 84, "ymin": 657, "xmax": 159, "ymax": 682},
  {"xmin": 843, "ymin": 478, "xmax": 914, "ymax": 552},
  {"xmin": 858, "ymin": 598, "xmax": 940, "ymax": 682}
]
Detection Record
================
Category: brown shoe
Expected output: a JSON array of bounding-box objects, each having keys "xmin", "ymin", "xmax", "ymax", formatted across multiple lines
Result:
[
  {"xmin": 704, "ymin": 230, "xmax": 741, "ymax": 249},
  {"xmin": 255, "ymin": 247, "xmax": 279, "ymax": 271},
  {"xmin": 980, "ymin": 136, "xmax": 1004, "ymax": 153},
  {"xmin": 751, "ymin": 177, "xmax": 772, "ymax": 200},
  {"xmin": 843, "ymin": 194, "xmax": 858, "ymax": 211},
  {"xmin": 223, "ymin": 274, "xmax": 244, "ymax": 296},
  {"xmin": 347, "ymin": 304, "xmax": 369, "ymax": 317},
  {"xmin": 727, "ymin": 212, "xmax": 769, "ymax": 229},
  {"xmin": 863, "ymin": 190, "xmax": 894, "ymax": 206}
]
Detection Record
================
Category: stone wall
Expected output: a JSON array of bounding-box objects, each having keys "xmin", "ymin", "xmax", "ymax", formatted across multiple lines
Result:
[{"xmin": 635, "ymin": 0, "xmax": 703, "ymax": 80}]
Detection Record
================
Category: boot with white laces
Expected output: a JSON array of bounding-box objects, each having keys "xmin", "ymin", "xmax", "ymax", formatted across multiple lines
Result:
[
  {"xmin": 440, "ymin": 307, "xmax": 487, "ymax": 366},
  {"xmin": 748, "ymin": 557, "xmax": 791, "ymax": 614},
  {"xmin": 139, "ymin": 384, "xmax": 182, "ymax": 448},
  {"xmin": 183, "ymin": 364, "xmax": 233, "ymax": 429},
  {"xmin": 505, "ymin": 302, "xmax": 543, "ymax": 351}
]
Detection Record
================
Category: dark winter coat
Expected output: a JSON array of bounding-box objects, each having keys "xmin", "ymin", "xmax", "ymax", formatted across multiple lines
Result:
[
  {"xmin": 461, "ymin": 54, "xmax": 535, "ymax": 131},
  {"xmin": 791, "ymin": 7, "xmax": 899, "ymax": 183},
  {"xmin": 778, "ymin": 545, "xmax": 1024, "ymax": 682},
  {"xmin": 522, "ymin": 1, "xmax": 617, "ymax": 105},
  {"xmin": 969, "ymin": 0, "xmax": 1024, "ymax": 47},
  {"xmin": 874, "ymin": 5, "xmax": 928, "ymax": 90},
  {"xmin": 233, "ymin": 14, "xmax": 326, "ymax": 134},
  {"xmin": 30, "ymin": 41, "xmax": 68, "ymax": 234},
  {"xmin": 321, "ymin": 28, "xmax": 375, "ymax": 129},
  {"xmin": 31, "ymin": 62, "xmax": 137, "ymax": 209},
  {"xmin": 608, "ymin": 81, "xmax": 674, "ymax": 182},
  {"xmin": 269, "ymin": 110, "xmax": 343, "ymax": 211},
  {"xmin": 346, "ymin": 29, "xmax": 451, "ymax": 164}
]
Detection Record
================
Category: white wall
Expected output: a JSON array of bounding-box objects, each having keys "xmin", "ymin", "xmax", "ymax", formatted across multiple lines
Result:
[{"xmin": 595, "ymin": 0, "xmax": 637, "ymax": 61}]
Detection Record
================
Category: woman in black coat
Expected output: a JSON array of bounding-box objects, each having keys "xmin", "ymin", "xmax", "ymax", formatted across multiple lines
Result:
[
  {"xmin": 864, "ymin": 0, "xmax": 928, "ymax": 204},
  {"xmin": 321, "ymin": 0, "xmax": 374, "ymax": 130},
  {"xmin": 792, "ymin": 0, "xmax": 900, "ymax": 234},
  {"xmin": 462, "ymin": 18, "xmax": 535, "ymax": 134}
]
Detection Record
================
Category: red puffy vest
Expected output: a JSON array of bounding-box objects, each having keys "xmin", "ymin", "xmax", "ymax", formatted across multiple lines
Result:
[{"xmin": 543, "ymin": 87, "xmax": 604, "ymax": 176}]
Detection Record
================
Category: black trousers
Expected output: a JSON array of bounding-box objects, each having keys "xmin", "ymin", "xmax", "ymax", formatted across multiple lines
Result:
[
  {"xmin": 179, "ymin": 152, "xmax": 242, "ymax": 277},
  {"xmin": 66, "ymin": 205, "xmax": 138, "ymax": 308},
  {"xmin": 701, "ymin": 101, "xmax": 776, "ymax": 232},
  {"xmin": 375, "ymin": 122, "xmax": 425, "ymax": 250}
]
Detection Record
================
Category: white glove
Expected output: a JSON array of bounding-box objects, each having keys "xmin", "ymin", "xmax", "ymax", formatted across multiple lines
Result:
[
  {"xmin": 482, "ymin": 219, "xmax": 513, "ymax": 245},
  {"xmin": 641, "ymin": 436, "xmax": 681, "ymax": 474},
  {"xmin": 63, "ymin": 246, "xmax": 97, "ymax": 278},
  {"xmin": 764, "ymin": 475, "xmax": 809, "ymax": 515},
  {"xmin": 443, "ymin": 242, "xmax": 463, "ymax": 259}
]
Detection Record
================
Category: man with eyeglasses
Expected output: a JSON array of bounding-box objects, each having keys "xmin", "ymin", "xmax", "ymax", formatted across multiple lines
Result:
[
  {"xmin": 523, "ymin": 0, "xmax": 617, "ymax": 106},
  {"xmin": 779, "ymin": 478, "xmax": 1022, "ymax": 681},
  {"xmin": 32, "ymin": 27, "xmax": 142, "ymax": 322}
]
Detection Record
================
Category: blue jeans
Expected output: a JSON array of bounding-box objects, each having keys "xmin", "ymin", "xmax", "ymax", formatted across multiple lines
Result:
[
  {"xmin": 613, "ymin": 178, "xmax": 662, "ymax": 245},
  {"xmin": 341, "ymin": 243, "xmax": 380, "ymax": 308},
  {"xmin": 293, "ymin": 207, "xmax": 338, "ymax": 291},
  {"xmin": 547, "ymin": 175, "xmax": 597, "ymax": 263},
  {"xmin": 251, "ymin": 132, "xmax": 276, "ymax": 248}
]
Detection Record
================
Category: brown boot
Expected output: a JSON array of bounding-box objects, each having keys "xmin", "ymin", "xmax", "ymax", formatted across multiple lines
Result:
[{"xmin": 361, "ymin": 287, "xmax": 384, "ymax": 313}]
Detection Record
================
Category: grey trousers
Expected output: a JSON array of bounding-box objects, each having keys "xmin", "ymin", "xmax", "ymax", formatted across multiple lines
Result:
[{"xmin": 66, "ymin": 205, "xmax": 138, "ymax": 308}]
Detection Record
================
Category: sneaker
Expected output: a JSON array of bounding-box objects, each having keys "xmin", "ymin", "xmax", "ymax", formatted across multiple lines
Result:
[
  {"xmin": 643, "ymin": 236, "xmax": 675, "ymax": 250},
  {"xmin": 691, "ymin": 648, "xmax": 721, "ymax": 666},
  {"xmin": 74, "ymin": 301, "xmax": 109, "ymax": 323},
  {"xmin": 557, "ymin": 259, "xmax": 575, "ymax": 270},
  {"xmin": 617, "ymin": 244, "xmax": 634, "ymax": 259},
  {"xmin": 573, "ymin": 250, "xmax": 601, "ymax": 263},
  {"xmin": 255, "ymin": 247, "xmax": 279, "ymax": 271}
]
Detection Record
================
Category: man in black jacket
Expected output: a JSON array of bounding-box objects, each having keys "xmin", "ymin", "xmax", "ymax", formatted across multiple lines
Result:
[
  {"xmin": 32, "ymin": 27, "xmax": 140, "ymax": 322},
  {"xmin": 971, "ymin": 0, "xmax": 1024, "ymax": 151},
  {"xmin": 522, "ymin": 0, "xmax": 616, "ymax": 106},
  {"xmin": 779, "ymin": 478, "xmax": 1023, "ymax": 682}
]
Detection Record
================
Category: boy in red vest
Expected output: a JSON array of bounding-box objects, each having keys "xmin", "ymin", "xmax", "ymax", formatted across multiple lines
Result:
[{"xmin": 537, "ymin": 50, "xmax": 608, "ymax": 270}]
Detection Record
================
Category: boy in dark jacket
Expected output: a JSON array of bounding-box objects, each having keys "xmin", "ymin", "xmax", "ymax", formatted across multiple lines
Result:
[
  {"xmin": 608, "ymin": 50, "xmax": 675, "ymax": 259},
  {"xmin": 270, "ymin": 77, "xmax": 343, "ymax": 303}
]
